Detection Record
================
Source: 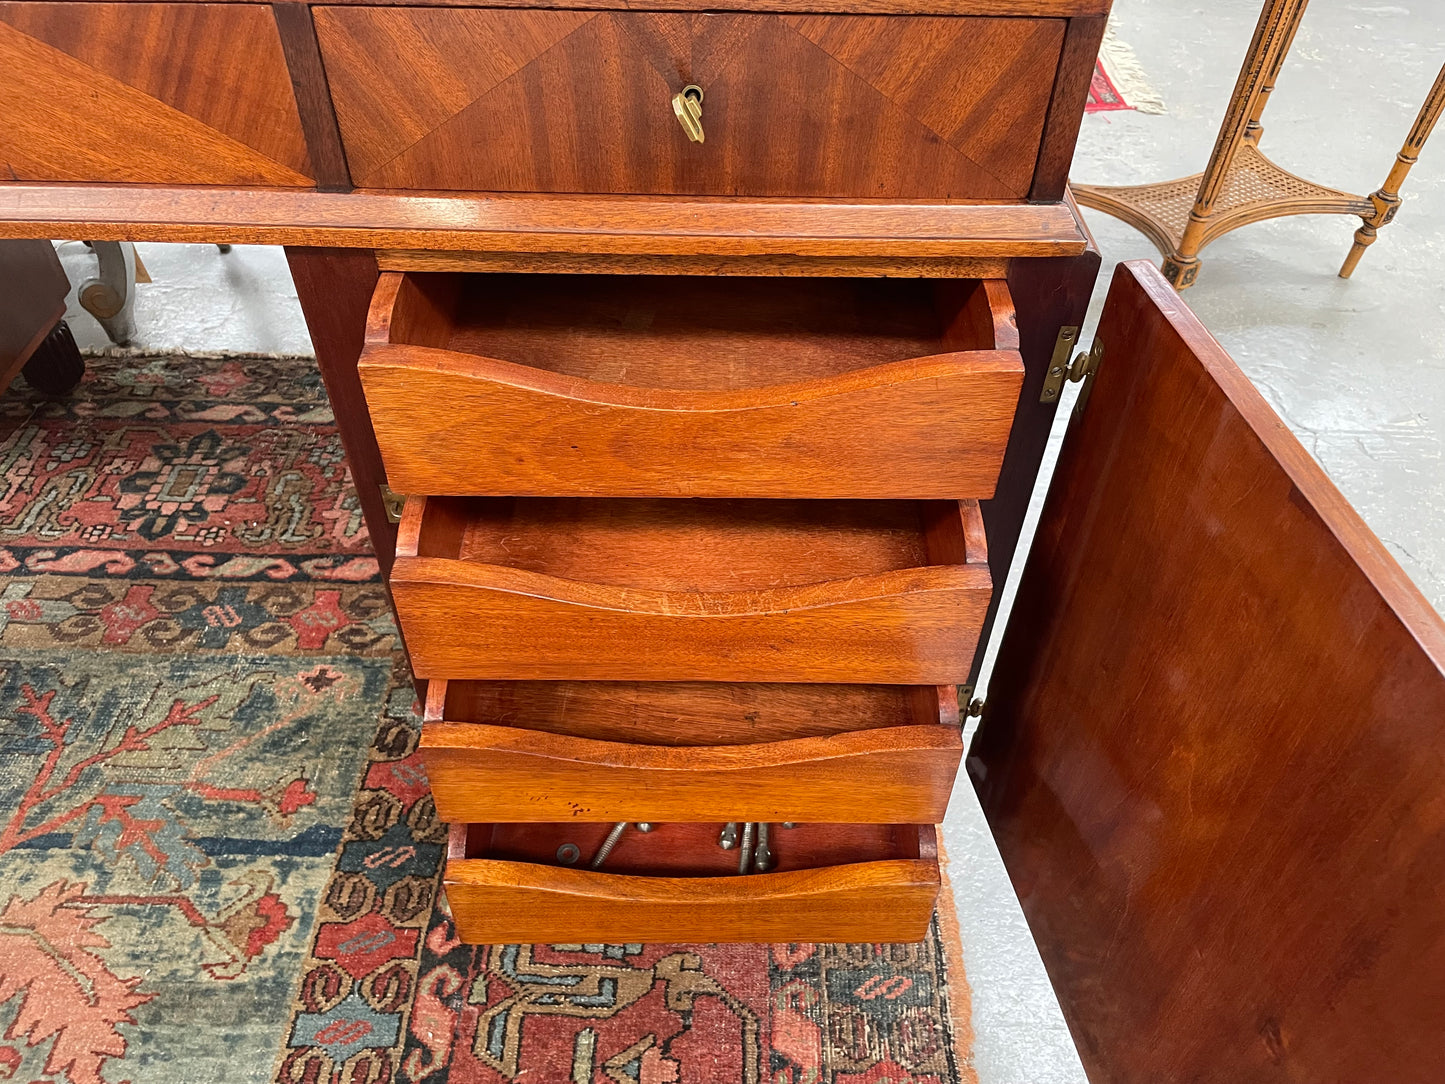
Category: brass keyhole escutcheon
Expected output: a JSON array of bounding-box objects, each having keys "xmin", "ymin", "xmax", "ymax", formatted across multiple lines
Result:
[{"xmin": 672, "ymin": 84, "xmax": 705, "ymax": 143}]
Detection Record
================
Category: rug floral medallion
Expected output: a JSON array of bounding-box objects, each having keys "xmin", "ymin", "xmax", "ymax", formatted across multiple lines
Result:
[{"xmin": 0, "ymin": 355, "xmax": 973, "ymax": 1083}]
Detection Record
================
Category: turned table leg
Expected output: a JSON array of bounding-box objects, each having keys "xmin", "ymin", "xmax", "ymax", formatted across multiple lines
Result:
[
  {"xmin": 1164, "ymin": 0, "xmax": 1310, "ymax": 288},
  {"xmin": 1073, "ymin": 0, "xmax": 1434, "ymax": 288},
  {"xmin": 1241, "ymin": 0, "xmax": 1307, "ymax": 147},
  {"xmin": 1340, "ymin": 60, "xmax": 1445, "ymax": 278}
]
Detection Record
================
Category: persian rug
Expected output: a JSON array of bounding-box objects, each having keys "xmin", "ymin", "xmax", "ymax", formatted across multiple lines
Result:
[
  {"xmin": 0, "ymin": 353, "xmax": 976, "ymax": 1083},
  {"xmin": 1087, "ymin": 26, "xmax": 1166, "ymax": 115}
]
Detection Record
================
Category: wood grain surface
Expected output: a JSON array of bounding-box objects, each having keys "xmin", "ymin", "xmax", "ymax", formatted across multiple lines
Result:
[
  {"xmin": 444, "ymin": 822, "xmax": 939, "ymax": 943},
  {"xmin": 283, "ymin": 248, "xmax": 398, "ymax": 573},
  {"xmin": 444, "ymin": 857, "xmax": 939, "ymax": 943},
  {"xmin": 0, "ymin": 185, "xmax": 1089, "ymax": 256},
  {"xmin": 271, "ymin": 2, "xmax": 350, "ymax": 190},
  {"xmin": 422, "ymin": 722, "xmax": 963, "ymax": 823},
  {"xmin": 0, "ymin": 3, "xmax": 311, "ymax": 185},
  {"xmin": 374, "ymin": 249, "xmax": 1012, "ymax": 279},
  {"xmin": 316, "ymin": 7, "xmax": 1063, "ymax": 198},
  {"xmin": 429, "ymin": 679, "xmax": 959, "ymax": 745},
  {"xmin": 1028, "ymin": 14, "xmax": 1106, "ymax": 201},
  {"xmin": 189, "ymin": 0, "xmax": 1107, "ymax": 12},
  {"xmin": 369, "ymin": 273, "xmax": 1012, "ymax": 387},
  {"xmin": 360, "ymin": 271, "xmax": 1022, "ymax": 498},
  {"xmin": 973, "ymin": 261, "xmax": 1445, "ymax": 1084},
  {"xmin": 392, "ymin": 496, "xmax": 990, "ymax": 683},
  {"xmin": 0, "ymin": 239, "xmax": 69, "ymax": 395}
]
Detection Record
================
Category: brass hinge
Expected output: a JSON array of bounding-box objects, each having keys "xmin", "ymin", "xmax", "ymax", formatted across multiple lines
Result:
[
  {"xmin": 379, "ymin": 483, "xmax": 405, "ymax": 524},
  {"xmin": 1038, "ymin": 325, "xmax": 1078, "ymax": 404},
  {"xmin": 959, "ymin": 685, "xmax": 985, "ymax": 719},
  {"xmin": 1039, "ymin": 328, "xmax": 1105, "ymax": 415}
]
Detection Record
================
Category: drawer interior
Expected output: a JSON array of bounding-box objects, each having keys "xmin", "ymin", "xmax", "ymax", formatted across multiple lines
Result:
[
  {"xmin": 406, "ymin": 496, "xmax": 984, "ymax": 590},
  {"xmin": 363, "ymin": 271, "xmax": 1021, "ymax": 500},
  {"xmin": 452, "ymin": 821, "xmax": 932, "ymax": 878},
  {"xmin": 381, "ymin": 272, "xmax": 1014, "ymax": 389},
  {"xmin": 430, "ymin": 679, "xmax": 957, "ymax": 746}
]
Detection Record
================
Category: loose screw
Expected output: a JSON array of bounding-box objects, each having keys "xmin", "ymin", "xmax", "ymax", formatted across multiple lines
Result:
[{"xmin": 590, "ymin": 821, "xmax": 629, "ymax": 869}]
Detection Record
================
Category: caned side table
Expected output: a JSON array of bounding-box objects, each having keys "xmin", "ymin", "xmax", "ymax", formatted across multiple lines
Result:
[{"xmin": 1075, "ymin": 0, "xmax": 1445, "ymax": 288}]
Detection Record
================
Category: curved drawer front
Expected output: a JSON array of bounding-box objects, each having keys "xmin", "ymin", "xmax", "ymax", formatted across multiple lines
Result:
[
  {"xmin": 393, "ymin": 561, "xmax": 990, "ymax": 683},
  {"xmin": 0, "ymin": 3, "xmax": 313, "ymax": 186},
  {"xmin": 314, "ymin": 7, "xmax": 1064, "ymax": 198},
  {"xmin": 445, "ymin": 823, "xmax": 940, "ymax": 944},
  {"xmin": 393, "ymin": 495, "xmax": 992, "ymax": 684},
  {"xmin": 422, "ymin": 722, "xmax": 964, "ymax": 823},
  {"xmin": 446, "ymin": 860, "xmax": 939, "ymax": 944},
  {"xmin": 360, "ymin": 271, "xmax": 1023, "ymax": 500},
  {"xmin": 362, "ymin": 346, "xmax": 1022, "ymax": 499}
]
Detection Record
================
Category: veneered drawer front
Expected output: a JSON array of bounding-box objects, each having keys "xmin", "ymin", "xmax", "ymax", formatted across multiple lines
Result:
[
  {"xmin": 421, "ymin": 680, "xmax": 964, "ymax": 824},
  {"xmin": 360, "ymin": 272, "xmax": 1023, "ymax": 500},
  {"xmin": 392, "ymin": 495, "xmax": 993, "ymax": 685},
  {"xmin": 0, "ymin": 3, "xmax": 313, "ymax": 186},
  {"xmin": 425, "ymin": 724, "xmax": 964, "ymax": 823},
  {"xmin": 315, "ymin": 7, "xmax": 1064, "ymax": 198},
  {"xmin": 445, "ymin": 822, "xmax": 940, "ymax": 944}
]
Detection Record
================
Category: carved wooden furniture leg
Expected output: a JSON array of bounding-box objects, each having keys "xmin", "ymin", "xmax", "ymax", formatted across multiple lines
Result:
[
  {"xmin": 1242, "ymin": 0, "xmax": 1307, "ymax": 146},
  {"xmin": 1340, "ymin": 60, "xmax": 1445, "ymax": 278},
  {"xmin": 77, "ymin": 240, "xmax": 139, "ymax": 345},
  {"xmin": 1164, "ymin": 0, "xmax": 1311, "ymax": 287},
  {"xmin": 1075, "ymin": 0, "xmax": 1312, "ymax": 289},
  {"xmin": 1073, "ymin": 2, "xmax": 1441, "ymax": 289}
]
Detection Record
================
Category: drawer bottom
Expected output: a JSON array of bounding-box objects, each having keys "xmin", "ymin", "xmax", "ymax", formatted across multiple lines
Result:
[{"xmin": 444, "ymin": 822, "xmax": 939, "ymax": 944}]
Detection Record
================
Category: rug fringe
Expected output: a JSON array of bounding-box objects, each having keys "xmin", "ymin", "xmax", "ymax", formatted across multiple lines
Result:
[
  {"xmin": 1099, "ymin": 23, "xmax": 1167, "ymax": 115},
  {"xmin": 80, "ymin": 347, "xmax": 315, "ymax": 361}
]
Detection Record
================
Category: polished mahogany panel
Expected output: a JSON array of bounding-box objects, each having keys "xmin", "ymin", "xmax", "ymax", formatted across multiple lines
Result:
[
  {"xmin": 315, "ymin": 6, "xmax": 1063, "ymax": 198},
  {"xmin": 0, "ymin": 2, "xmax": 312, "ymax": 185},
  {"xmin": 973, "ymin": 261, "xmax": 1445, "ymax": 1084}
]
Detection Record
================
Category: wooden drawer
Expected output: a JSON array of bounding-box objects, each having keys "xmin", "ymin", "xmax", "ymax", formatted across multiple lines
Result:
[
  {"xmin": 314, "ymin": 6, "xmax": 1064, "ymax": 198},
  {"xmin": 359, "ymin": 272, "xmax": 1023, "ymax": 499},
  {"xmin": 444, "ymin": 821, "xmax": 939, "ymax": 943},
  {"xmin": 0, "ymin": 2, "xmax": 313, "ymax": 186},
  {"xmin": 422, "ymin": 679, "xmax": 962, "ymax": 823},
  {"xmin": 392, "ymin": 494, "xmax": 991, "ymax": 683}
]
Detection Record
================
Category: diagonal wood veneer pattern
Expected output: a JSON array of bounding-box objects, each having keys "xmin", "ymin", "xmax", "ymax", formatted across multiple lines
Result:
[
  {"xmin": 312, "ymin": 6, "xmax": 598, "ymax": 184},
  {"xmin": 0, "ymin": 2, "xmax": 312, "ymax": 184},
  {"xmin": 315, "ymin": 7, "xmax": 1064, "ymax": 197},
  {"xmin": 0, "ymin": 19, "xmax": 311, "ymax": 186}
]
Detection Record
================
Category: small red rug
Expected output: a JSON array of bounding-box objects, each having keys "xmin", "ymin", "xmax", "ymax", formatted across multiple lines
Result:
[
  {"xmin": 1086, "ymin": 29, "xmax": 1166, "ymax": 115},
  {"xmin": 1087, "ymin": 60, "xmax": 1133, "ymax": 113}
]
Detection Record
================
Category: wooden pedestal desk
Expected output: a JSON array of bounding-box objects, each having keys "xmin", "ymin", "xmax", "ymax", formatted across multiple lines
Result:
[{"xmin": 4, "ymin": 1, "xmax": 1445, "ymax": 1080}]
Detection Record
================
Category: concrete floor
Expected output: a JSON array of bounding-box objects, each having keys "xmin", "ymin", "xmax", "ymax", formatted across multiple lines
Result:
[
  {"xmin": 1076, "ymin": 0, "xmax": 1445, "ymax": 615},
  {"xmin": 45, "ymin": 3, "xmax": 1445, "ymax": 1081}
]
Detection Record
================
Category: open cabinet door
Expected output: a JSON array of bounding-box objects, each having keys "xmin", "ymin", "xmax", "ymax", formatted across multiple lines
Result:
[{"xmin": 971, "ymin": 261, "xmax": 1445, "ymax": 1083}]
